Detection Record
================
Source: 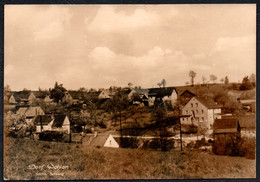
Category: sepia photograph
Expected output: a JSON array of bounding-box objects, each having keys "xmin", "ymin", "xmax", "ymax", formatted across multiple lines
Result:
[{"xmin": 3, "ymin": 4, "xmax": 256, "ymax": 180}]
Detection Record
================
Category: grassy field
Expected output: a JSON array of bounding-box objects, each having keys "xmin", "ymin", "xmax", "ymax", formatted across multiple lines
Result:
[{"xmin": 4, "ymin": 137, "xmax": 255, "ymax": 180}]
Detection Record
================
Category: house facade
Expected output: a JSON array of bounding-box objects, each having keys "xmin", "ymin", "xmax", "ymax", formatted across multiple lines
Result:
[
  {"xmin": 52, "ymin": 115, "xmax": 70, "ymax": 134},
  {"xmin": 128, "ymin": 88, "xmax": 149, "ymax": 106},
  {"xmin": 34, "ymin": 115, "xmax": 70, "ymax": 133},
  {"xmin": 98, "ymin": 89, "xmax": 115, "ymax": 99},
  {"xmin": 181, "ymin": 96, "xmax": 222, "ymax": 130},
  {"xmin": 34, "ymin": 115, "xmax": 54, "ymax": 133}
]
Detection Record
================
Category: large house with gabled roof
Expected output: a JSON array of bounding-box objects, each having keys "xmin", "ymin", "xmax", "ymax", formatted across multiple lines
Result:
[{"xmin": 181, "ymin": 96, "xmax": 222, "ymax": 130}]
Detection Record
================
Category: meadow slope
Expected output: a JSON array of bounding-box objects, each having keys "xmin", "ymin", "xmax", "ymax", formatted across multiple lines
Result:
[{"xmin": 4, "ymin": 137, "xmax": 255, "ymax": 180}]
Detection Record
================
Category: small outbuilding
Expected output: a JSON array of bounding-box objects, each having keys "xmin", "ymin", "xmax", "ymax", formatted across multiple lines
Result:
[
  {"xmin": 212, "ymin": 118, "xmax": 241, "ymax": 156},
  {"xmin": 89, "ymin": 134, "xmax": 119, "ymax": 148}
]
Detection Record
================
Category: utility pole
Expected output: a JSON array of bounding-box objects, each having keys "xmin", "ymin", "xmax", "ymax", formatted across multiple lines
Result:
[{"xmin": 179, "ymin": 118, "xmax": 182, "ymax": 152}]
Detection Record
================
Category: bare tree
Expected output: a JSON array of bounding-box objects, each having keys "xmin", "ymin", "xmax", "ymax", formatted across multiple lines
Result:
[
  {"xmin": 189, "ymin": 70, "xmax": 196, "ymax": 86},
  {"xmin": 224, "ymin": 76, "xmax": 229, "ymax": 85},
  {"xmin": 210, "ymin": 74, "xmax": 217, "ymax": 83}
]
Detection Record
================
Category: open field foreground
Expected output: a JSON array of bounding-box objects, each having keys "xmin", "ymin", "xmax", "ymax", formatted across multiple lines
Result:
[{"xmin": 4, "ymin": 137, "xmax": 255, "ymax": 180}]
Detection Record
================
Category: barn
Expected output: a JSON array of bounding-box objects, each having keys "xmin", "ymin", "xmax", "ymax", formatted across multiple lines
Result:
[{"xmin": 212, "ymin": 118, "xmax": 241, "ymax": 156}]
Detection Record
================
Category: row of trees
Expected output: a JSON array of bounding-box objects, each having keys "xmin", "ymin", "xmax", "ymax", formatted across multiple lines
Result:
[{"xmin": 188, "ymin": 70, "xmax": 255, "ymax": 90}]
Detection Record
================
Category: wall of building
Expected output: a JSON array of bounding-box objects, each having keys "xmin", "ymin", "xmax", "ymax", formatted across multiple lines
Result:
[
  {"xmin": 181, "ymin": 97, "xmax": 208, "ymax": 126},
  {"xmin": 62, "ymin": 116, "xmax": 70, "ymax": 134},
  {"xmin": 9, "ymin": 95, "xmax": 16, "ymax": 104}
]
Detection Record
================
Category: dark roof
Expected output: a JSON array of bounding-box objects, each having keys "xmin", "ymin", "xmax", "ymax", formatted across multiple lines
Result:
[
  {"xmin": 213, "ymin": 118, "xmax": 240, "ymax": 134},
  {"xmin": 68, "ymin": 91, "xmax": 88, "ymax": 100},
  {"xmin": 180, "ymin": 89, "xmax": 196, "ymax": 97},
  {"xmin": 148, "ymin": 87, "xmax": 176, "ymax": 97},
  {"xmin": 86, "ymin": 91, "xmax": 101, "ymax": 98},
  {"xmin": 133, "ymin": 88, "xmax": 149, "ymax": 95},
  {"xmin": 34, "ymin": 115, "xmax": 53, "ymax": 125},
  {"xmin": 194, "ymin": 96, "xmax": 222, "ymax": 109},
  {"xmin": 90, "ymin": 134, "xmax": 110, "ymax": 147},
  {"xmin": 11, "ymin": 91, "xmax": 31, "ymax": 101},
  {"xmin": 122, "ymin": 88, "xmax": 132, "ymax": 95},
  {"xmin": 221, "ymin": 115, "xmax": 256, "ymax": 129},
  {"xmin": 32, "ymin": 91, "xmax": 49, "ymax": 98},
  {"xmin": 52, "ymin": 115, "xmax": 67, "ymax": 128}
]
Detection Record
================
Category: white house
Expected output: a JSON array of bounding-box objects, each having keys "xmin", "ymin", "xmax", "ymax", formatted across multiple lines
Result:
[
  {"xmin": 34, "ymin": 115, "xmax": 54, "ymax": 133},
  {"xmin": 148, "ymin": 87, "xmax": 178, "ymax": 107},
  {"xmin": 51, "ymin": 115, "xmax": 71, "ymax": 134},
  {"xmin": 181, "ymin": 96, "xmax": 222, "ymax": 130}
]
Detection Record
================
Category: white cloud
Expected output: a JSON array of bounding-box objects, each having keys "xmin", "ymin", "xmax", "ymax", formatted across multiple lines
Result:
[
  {"xmin": 211, "ymin": 34, "xmax": 255, "ymax": 54},
  {"xmin": 87, "ymin": 6, "xmax": 162, "ymax": 33},
  {"xmin": 6, "ymin": 5, "xmax": 72, "ymax": 41}
]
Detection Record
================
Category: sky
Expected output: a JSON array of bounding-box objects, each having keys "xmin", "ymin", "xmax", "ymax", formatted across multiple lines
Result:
[{"xmin": 4, "ymin": 4, "xmax": 256, "ymax": 91}]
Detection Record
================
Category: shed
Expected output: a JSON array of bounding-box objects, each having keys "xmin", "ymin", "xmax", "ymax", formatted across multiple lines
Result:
[
  {"xmin": 212, "ymin": 118, "xmax": 241, "ymax": 156},
  {"xmin": 89, "ymin": 134, "xmax": 119, "ymax": 148}
]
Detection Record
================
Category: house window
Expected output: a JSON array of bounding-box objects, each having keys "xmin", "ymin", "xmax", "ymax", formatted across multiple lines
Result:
[
  {"xmin": 201, "ymin": 110, "xmax": 204, "ymax": 114},
  {"xmin": 195, "ymin": 103, "xmax": 198, "ymax": 107},
  {"xmin": 196, "ymin": 117, "xmax": 199, "ymax": 121},
  {"xmin": 191, "ymin": 103, "xmax": 193, "ymax": 107},
  {"xmin": 202, "ymin": 117, "xmax": 204, "ymax": 121},
  {"xmin": 186, "ymin": 110, "xmax": 188, "ymax": 114}
]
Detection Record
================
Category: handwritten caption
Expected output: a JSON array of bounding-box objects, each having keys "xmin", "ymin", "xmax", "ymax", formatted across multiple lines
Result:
[{"xmin": 27, "ymin": 163, "xmax": 69, "ymax": 177}]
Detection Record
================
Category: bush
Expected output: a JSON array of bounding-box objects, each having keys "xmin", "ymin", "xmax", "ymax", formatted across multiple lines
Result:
[
  {"xmin": 212, "ymin": 134, "xmax": 242, "ymax": 156},
  {"xmin": 39, "ymin": 131, "xmax": 64, "ymax": 141},
  {"xmin": 120, "ymin": 137, "xmax": 138, "ymax": 149},
  {"xmin": 239, "ymin": 136, "xmax": 255, "ymax": 159}
]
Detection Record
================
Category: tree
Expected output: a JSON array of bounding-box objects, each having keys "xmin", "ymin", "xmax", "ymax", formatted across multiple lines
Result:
[
  {"xmin": 157, "ymin": 82, "xmax": 162, "ymax": 88},
  {"xmin": 224, "ymin": 76, "xmax": 229, "ymax": 85},
  {"xmin": 210, "ymin": 74, "xmax": 217, "ymax": 83},
  {"xmin": 240, "ymin": 76, "xmax": 253, "ymax": 90},
  {"xmin": 110, "ymin": 89, "xmax": 129, "ymax": 137},
  {"xmin": 128, "ymin": 83, "xmax": 133, "ymax": 89},
  {"xmin": 161, "ymin": 79, "xmax": 166, "ymax": 88},
  {"xmin": 249, "ymin": 73, "xmax": 256, "ymax": 83},
  {"xmin": 202, "ymin": 76, "xmax": 207, "ymax": 84},
  {"xmin": 128, "ymin": 105, "xmax": 146, "ymax": 124},
  {"xmin": 50, "ymin": 82, "xmax": 67, "ymax": 103},
  {"xmin": 249, "ymin": 73, "xmax": 256, "ymax": 87},
  {"xmin": 220, "ymin": 78, "xmax": 224, "ymax": 84},
  {"xmin": 189, "ymin": 70, "xmax": 196, "ymax": 86}
]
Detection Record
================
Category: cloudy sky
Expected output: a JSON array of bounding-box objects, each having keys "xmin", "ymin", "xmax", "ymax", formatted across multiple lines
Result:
[{"xmin": 5, "ymin": 4, "xmax": 256, "ymax": 91}]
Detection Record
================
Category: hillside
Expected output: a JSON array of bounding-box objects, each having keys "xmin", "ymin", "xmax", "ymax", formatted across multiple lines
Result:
[{"xmin": 4, "ymin": 137, "xmax": 255, "ymax": 180}]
